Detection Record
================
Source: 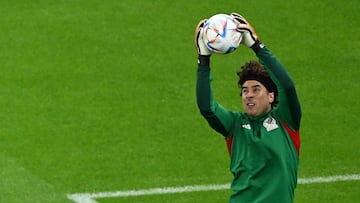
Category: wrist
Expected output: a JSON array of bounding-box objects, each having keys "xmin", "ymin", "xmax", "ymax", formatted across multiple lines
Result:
[
  {"xmin": 198, "ymin": 55, "xmax": 210, "ymax": 66},
  {"xmin": 251, "ymin": 40, "xmax": 265, "ymax": 53}
]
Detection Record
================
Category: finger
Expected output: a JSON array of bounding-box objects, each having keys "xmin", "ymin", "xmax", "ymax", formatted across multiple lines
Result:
[
  {"xmin": 236, "ymin": 24, "xmax": 252, "ymax": 33},
  {"xmin": 236, "ymin": 27, "xmax": 253, "ymax": 36},
  {"xmin": 230, "ymin": 13, "xmax": 247, "ymax": 24},
  {"xmin": 194, "ymin": 19, "xmax": 207, "ymax": 53},
  {"xmin": 230, "ymin": 12, "xmax": 243, "ymax": 18},
  {"xmin": 194, "ymin": 19, "xmax": 206, "ymax": 43},
  {"xmin": 196, "ymin": 19, "xmax": 206, "ymax": 31}
]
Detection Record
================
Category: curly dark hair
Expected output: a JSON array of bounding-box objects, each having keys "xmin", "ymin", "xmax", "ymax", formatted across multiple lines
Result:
[{"xmin": 237, "ymin": 60, "xmax": 279, "ymax": 108}]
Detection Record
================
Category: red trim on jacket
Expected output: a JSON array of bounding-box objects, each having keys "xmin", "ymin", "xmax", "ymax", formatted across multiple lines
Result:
[
  {"xmin": 226, "ymin": 135, "xmax": 233, "ymax": 155},
  {"xmin": 281, "ymin": 121, "xmax": 301, "ymax": 155}
]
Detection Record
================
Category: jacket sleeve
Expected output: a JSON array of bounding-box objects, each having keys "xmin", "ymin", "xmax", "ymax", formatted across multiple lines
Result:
[
  {"xmin": 196, "ymin": 64, "xmax": 235, "ymax": 138},
  {"xmin": 255, "ymin": 45, "xmax": 302, "ymax": 131}
]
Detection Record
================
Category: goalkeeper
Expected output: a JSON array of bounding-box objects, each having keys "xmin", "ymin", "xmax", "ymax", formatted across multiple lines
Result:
[{"xmin": 194, "ymin": 13, "xmax": 302, "ymax": 203}]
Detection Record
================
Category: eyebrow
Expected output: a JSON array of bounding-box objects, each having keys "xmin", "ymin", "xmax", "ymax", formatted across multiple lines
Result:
[{"xmin": 242, "ymin": 84, "xmax": 262, "ymax": 89}]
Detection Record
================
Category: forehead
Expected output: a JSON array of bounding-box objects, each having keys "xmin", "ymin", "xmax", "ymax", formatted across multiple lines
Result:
[{"xmin": 242, "ymin": 80, "xmax": 265, "ymax": 88}]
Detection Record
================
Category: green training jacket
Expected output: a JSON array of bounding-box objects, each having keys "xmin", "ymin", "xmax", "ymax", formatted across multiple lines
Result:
[{"xmin": 196, "ymin": 45, "xmax": 301, "ymax": 203}]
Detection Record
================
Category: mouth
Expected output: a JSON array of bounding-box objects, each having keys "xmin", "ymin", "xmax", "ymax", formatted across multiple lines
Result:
[{"xmin": 247, "ymin": 102, "xmax": 255, "ymax": 107}]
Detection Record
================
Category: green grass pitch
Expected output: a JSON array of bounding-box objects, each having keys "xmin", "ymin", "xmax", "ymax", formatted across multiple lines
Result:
[{"xmin": 0, "ymin": 0, "xmax": 359, "ymax": 202}]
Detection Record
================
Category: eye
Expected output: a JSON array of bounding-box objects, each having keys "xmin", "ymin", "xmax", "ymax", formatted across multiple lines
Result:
[
  {"xmin": 253, "ymin": 87, "xmax": 261, "ymax": 92},
  {"xmin": 242, "ymin": 88, "xmax": 248, "ymax": 94}
]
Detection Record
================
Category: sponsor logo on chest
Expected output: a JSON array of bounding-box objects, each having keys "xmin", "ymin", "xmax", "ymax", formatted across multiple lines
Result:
[{"xmin": 242, "ymin": 124, "xmax": 251, "ymax": 130}]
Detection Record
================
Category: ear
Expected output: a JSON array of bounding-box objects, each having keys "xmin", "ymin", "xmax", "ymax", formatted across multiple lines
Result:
[{"xmin": 268, "ymin": 92, "xmax": 275, "ymax": 104}]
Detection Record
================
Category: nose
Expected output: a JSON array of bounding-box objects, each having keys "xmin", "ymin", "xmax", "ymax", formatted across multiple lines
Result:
[{"xmin": 245, "ymin": 90, "xmax": 255, "ymax": 98}]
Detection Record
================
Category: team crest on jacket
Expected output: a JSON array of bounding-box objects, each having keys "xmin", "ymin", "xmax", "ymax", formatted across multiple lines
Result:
[{"xmin": 263, "ymin": 116, "xmax": 279, "ymax": 131}]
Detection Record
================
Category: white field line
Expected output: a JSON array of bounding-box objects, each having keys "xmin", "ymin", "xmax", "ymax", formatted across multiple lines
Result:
[{"xmin": 67, "ymin": 174, "xmax": 360, "ymax": 203}]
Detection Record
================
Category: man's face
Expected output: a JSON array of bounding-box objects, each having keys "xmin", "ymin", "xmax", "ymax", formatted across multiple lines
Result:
[{"xmin": 241, "ymin": 80, "xmax": 274, "ymax": 117}]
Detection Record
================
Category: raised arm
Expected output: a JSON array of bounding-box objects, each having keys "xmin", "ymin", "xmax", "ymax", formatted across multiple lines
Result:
[
  {"xmin": 256, "ymin": 47, "xmax": 301, "ymax": 131},
  {"xmin": 231, "ymin": 13, "xmax": 301, "ymax": 131},
  {"xmin": 194, "ymin": 20, "xmax": 235, "ymax": 137}
]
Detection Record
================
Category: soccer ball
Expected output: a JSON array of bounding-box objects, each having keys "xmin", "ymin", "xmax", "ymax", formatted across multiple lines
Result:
[{"xmin": 203, "ymin": 14, "xmax": 242, "ymax": 54}]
